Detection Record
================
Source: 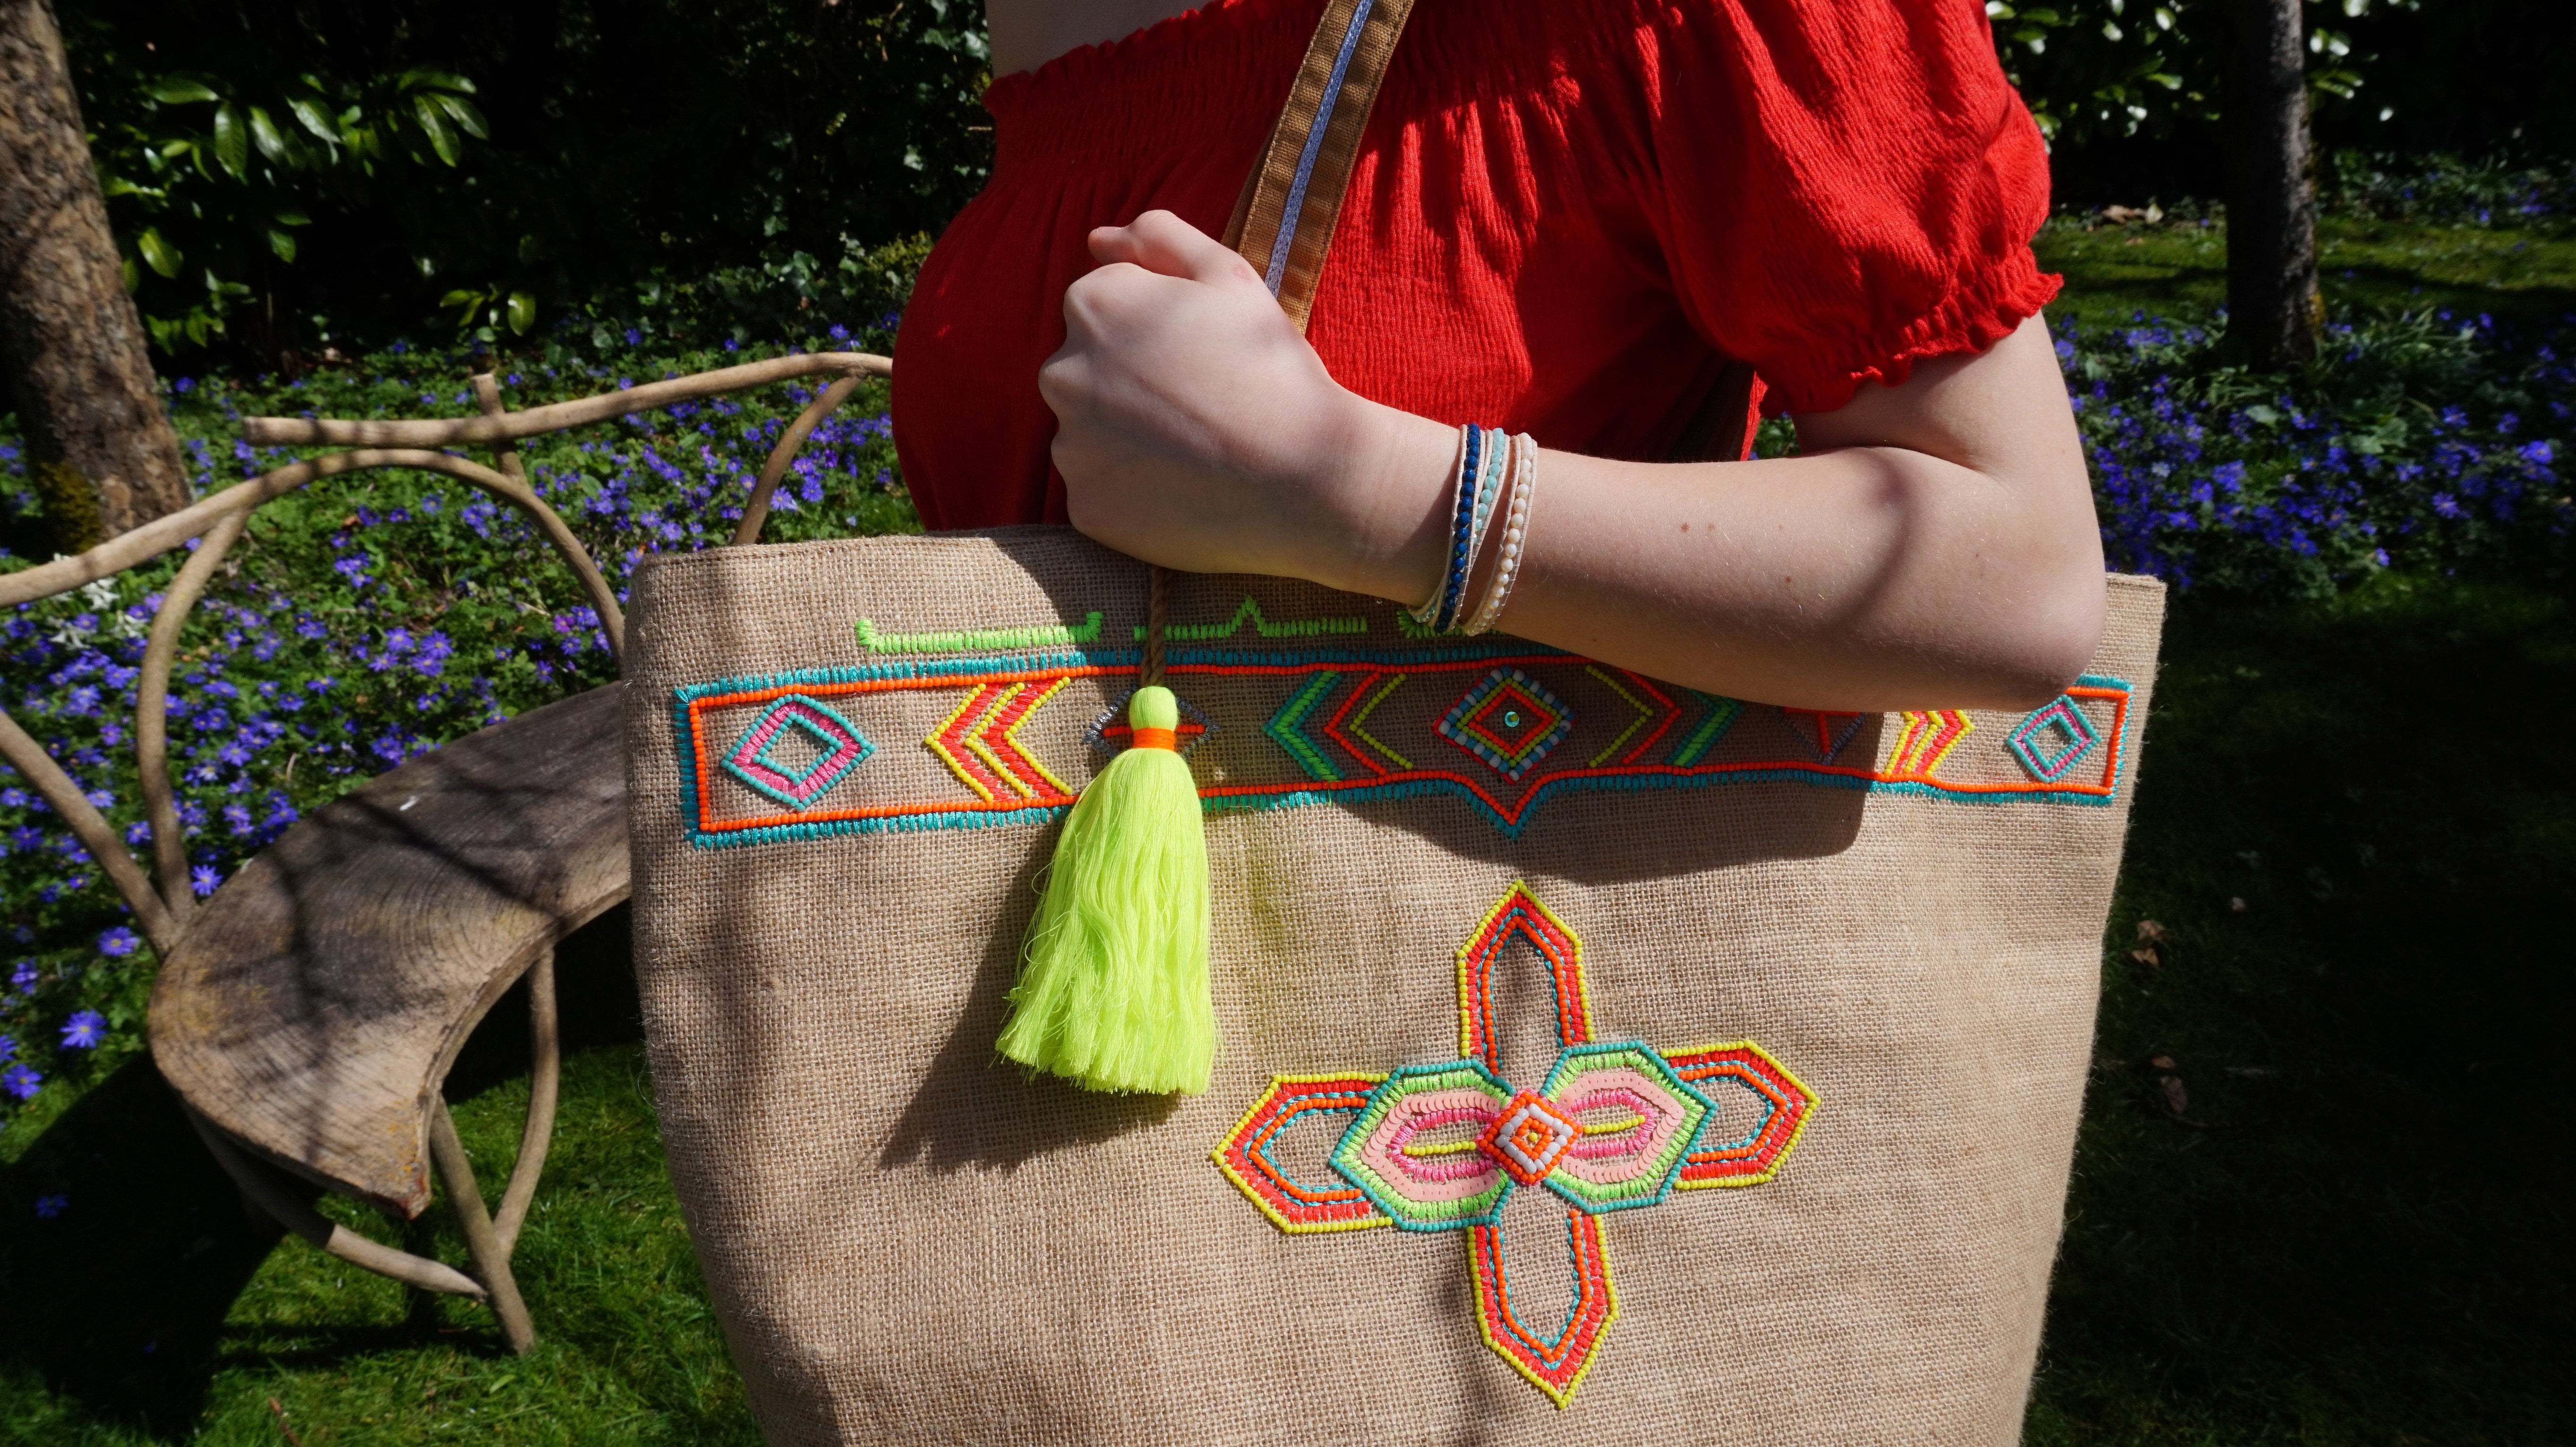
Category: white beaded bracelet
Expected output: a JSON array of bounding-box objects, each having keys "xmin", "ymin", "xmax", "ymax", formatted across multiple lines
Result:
[{"xmin": 1462, "ymin": 432, "xmax": 1536, "ymax": 636}]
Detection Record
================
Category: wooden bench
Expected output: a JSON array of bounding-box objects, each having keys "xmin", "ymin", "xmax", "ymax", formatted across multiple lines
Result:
[{"xmin": 0, "ymin": 351, "xmax": 889, "ymax": 1351}]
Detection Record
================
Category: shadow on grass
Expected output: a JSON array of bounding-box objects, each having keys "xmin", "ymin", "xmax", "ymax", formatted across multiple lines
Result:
[
  {"xmin": 0, "ymin": 906, "xmax": 645, "ymax": 1441},
  {"xmin": 2029, "ymin": 574, "xmax": 2576, "ymax": 1444}
]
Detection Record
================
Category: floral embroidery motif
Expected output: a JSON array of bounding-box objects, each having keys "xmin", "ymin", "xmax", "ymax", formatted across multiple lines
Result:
[
  {"xmin": 1210, "ymin": 882, "xmax": 1818, "ymax": 1407},
  {"xmin": 718, "ymin": 694, "xmax": 873, "ymax": 810}
]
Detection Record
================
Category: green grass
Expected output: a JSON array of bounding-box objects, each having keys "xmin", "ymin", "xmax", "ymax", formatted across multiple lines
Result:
[
  {"xmin": 4, "ymin": 215, "xmax": 2572, "ymax": 1442},
  {"xmin": 2036, "ymin": 214, "xmax": 2576, "ymax": 330},
  {"xmin": 2024, "ymin": 573, "xmax": 2576, "ymax": 1444},
  {"xmin": 0, "ymin": 919, "xmax": 759, "ymax": 1444}
]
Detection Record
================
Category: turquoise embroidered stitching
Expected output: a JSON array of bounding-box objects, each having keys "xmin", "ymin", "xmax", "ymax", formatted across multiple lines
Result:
[
  {"xmin": 1266, "ymin": 672, "xmax": 1347, "ymax": 782},
  {"xmin": 2009, "ymin": 691, "xmax": 2104, "ymax": 781},
  {"xmin": 718, "ymin": 694, "xmax": 873, "ymax": 810},
  {"xmin": 673, "ymin": 659, "xmax": 2138, "ymax": 847},
  {"xmin": 1667, "ymin": 691, "xmax": 1745, "ymax": 766}
]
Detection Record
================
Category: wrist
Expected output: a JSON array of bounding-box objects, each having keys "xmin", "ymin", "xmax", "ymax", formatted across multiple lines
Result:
[{"xmin": 1296, "ymin": 397, "xmax": 1459, "ymax": 603}]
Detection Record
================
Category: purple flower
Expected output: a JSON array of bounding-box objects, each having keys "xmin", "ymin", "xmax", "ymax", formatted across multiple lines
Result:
[
  {"xmin": 2, "ymin": 1064, "xmax": 40, "ymax": 1100},
  {"xmin": 33, "ymin": 1193, "xmax": 65, "ymax": 1218},
  {"xmin": 9, "ymin": 962, "xmax": 33, "ymax": 994},
  {"xmin": 97, "ymin": 925, "xmax": 139, "ymax": 957},
  {"xmin": 59, "ymin": 1010, "xmax": 104, "ymax": 1049},
  {"xmin": 191, "ymin": 864, "xmax": 221, "ymax": 897},
  {"xmin": 0, "ymin": 1035, "xmax": 13, "ymax": 1062}
]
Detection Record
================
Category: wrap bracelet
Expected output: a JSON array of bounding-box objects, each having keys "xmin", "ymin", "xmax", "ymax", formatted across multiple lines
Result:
[
  {"xmin": 1412, "ymin": 424, "xmax": 1504, "ymax": 634},
  {"xmin": 1462, "ymin": 431, "xmax": 1536, "ymax": 636}
]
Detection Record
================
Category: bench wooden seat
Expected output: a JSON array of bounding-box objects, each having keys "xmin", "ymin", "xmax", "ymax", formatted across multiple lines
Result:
[
  {"xmin": 147, "ymin": 681, "xmax": 627, "ymax": 1219},
  {"xmin": 0, "ymin": 354, "xmax": 887, "ymax": 1353}
]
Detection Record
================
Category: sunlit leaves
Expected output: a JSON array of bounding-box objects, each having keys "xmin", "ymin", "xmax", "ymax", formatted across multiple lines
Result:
[
  {"xmin": 97, "ymin": 62, "xmax": 507, "ymax": 351},
  {"xmin": 210, "ymin": 102, "xmax": 248, "ymax": 179},
  {"xmin": 145, "ymin": 75, "xmax": 220, "ymax": 105},
  {"xmin": 136, "ymin": 227, "xmax": 182, "ymax": 278}
]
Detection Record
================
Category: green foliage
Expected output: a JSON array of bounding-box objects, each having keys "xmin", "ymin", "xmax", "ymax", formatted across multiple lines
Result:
[
  {"xmin": 83, "ymin": 51, "xmax": 493, "ymax": 351},
  {"xmin": 2026, "ymin": 575, "xmax": 2576, "ymax": 1444},
  {"xmin": 59, "ymin": 0, "xmax": 992, "ymax": 361},
  {"xmin": 1990, "ymin": 0, "xmax": 2415, "ymax": 146}
]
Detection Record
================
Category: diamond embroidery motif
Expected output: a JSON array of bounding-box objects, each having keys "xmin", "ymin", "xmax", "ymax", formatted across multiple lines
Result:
[
  {"xmin": 1480, "ymin": 1091, "xmax": 1581, "ymax": 1186},
  {"xmin": 1212, "ymin": 882, "xmax": 1819, "ymax": 1408},
  {"xmin": 2008, "ymin": 695, "xmax": 2100, "ymax": 782},
  {"xmin": 720, "ymin": 694, "xmax": 873, "ymax": 810},
  {"xmin": 1438, "ymin": 667, "xmax": 1575, "ymax": 781}
]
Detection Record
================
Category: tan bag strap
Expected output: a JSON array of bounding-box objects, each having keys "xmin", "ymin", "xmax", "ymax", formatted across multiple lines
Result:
[
  {"xmin": 1221, "ymin": 0, "xmax": 1420, "ymax": 334},
  {"xmin": 1214, "ymin": 0, "xmax": 1755, "ymax": 459}
]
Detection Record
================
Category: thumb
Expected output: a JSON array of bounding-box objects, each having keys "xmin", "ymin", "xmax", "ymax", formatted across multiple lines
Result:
[{"xmin": 1088, "ymin": 209, "xmax": 1264, "ymax": 288}]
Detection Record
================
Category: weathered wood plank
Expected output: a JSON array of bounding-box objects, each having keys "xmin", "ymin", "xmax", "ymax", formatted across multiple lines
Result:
[{"xmin": 148, "ymin": 683, "xmax": 629, "ymax": 1217}]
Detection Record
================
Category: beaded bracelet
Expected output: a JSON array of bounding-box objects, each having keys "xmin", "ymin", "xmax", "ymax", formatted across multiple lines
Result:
[
  {"xmin": 1462, "ymin": 431, "xmax": 1536, "ymax": 636},
  {"xmin": 1412, "ymin": 424, "xmax": 1502, "ymax": 634}
]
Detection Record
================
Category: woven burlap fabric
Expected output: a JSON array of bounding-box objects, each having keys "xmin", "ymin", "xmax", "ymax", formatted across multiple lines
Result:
[{"xmin": 624, "ymin": 528, "xmax": 2163, "ymax": 1445}]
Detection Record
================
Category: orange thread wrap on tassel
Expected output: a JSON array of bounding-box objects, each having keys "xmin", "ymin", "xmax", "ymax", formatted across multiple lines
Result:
[{"xmin": 1131, "ymin": 726, "xmax": 1179, "ymax": 751}]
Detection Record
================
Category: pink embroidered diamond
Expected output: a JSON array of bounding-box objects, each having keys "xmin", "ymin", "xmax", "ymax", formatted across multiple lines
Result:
[
  {"xmin": 721, "ymin": 694, "xmax": 873, "ymax": 810},
  {"xmin": 1477, "ymin": 1090, "xmax": 1580, "ymax": 1186}
]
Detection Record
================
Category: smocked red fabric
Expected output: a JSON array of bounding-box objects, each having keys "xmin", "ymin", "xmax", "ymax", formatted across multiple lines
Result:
[{"xmin": 893, "ymin": 0, "xmax": 2060, "ymax": 531}]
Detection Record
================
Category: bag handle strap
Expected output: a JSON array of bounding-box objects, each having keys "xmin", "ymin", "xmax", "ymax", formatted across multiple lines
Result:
[
  {"xmin": 1212, "ymin": 0, "xmax": 1755, "ymax": 458},
  {"xmin": 1221, "ymin": 0, "xmax": 1419, "ymax": 334}
]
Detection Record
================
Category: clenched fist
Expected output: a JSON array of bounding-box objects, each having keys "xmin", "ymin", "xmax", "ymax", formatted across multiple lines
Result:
[{"xmin": 1038, "ymin": 210, "xmax": 1454, "ymax": 600}]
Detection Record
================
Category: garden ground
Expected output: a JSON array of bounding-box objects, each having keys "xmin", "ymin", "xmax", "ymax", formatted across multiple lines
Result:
[{"xmin": 0, "ymin": 216, "xmax": 2570, "ymax": 1444}]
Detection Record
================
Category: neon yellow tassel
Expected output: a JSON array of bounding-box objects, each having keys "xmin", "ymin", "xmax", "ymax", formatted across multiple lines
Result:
[{"xmin": 999, "ymin": 685, "xmax": 1213, "ymax": 1094}]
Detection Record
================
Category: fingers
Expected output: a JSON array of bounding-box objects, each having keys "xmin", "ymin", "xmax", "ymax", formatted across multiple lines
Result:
[{"xmin": 1087, "ymin": 210, "xmax": 1261, "ymax": 286}]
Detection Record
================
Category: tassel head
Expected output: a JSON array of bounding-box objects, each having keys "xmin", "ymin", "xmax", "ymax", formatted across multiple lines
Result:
[{"xmin": 998, "ymin": 685, "xmax": 1214, "ymax": 1094}]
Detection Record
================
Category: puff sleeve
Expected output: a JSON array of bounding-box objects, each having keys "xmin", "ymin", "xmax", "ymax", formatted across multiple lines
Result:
[{"xmin": 1635, "ymin": 0, "xmax": 2061, "ymax": 415}]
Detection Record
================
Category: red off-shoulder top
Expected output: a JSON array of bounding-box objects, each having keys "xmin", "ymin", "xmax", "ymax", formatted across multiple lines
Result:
[{"xmin": 892, "ymin": 0, "xmax": 2060, "ymax": 530}]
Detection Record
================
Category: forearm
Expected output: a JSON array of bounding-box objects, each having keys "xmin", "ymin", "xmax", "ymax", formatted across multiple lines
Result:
[
  {"xmin": 1043, "ymin": 215, "xmax": 2106, "ymax": 710},
  {"xmin": 1335, "ymin": 417, "xmax": 2105, "ymax": 712}
]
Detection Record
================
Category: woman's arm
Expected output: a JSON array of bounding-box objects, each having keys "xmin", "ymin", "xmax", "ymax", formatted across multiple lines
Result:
[{"xmin": 1041, "ymin": 211, "xmax": 2105, "ymax": 712}]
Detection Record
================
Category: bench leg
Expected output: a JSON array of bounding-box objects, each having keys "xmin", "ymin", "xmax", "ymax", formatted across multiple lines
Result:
[
  {"xmin": 428, "ymin": 1098, "xmax": 537, "ymax": 1354},
  {"xmin": 492, "ymin": 946, "xmax": 559, "ymax": 1254},
  {"xmin": 182, "ymin": 1106, "xmax": 490, "ymax": 1300}
]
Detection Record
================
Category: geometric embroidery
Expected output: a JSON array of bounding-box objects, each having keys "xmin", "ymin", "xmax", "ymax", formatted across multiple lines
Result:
[
  {"xmin": 1266, "ymin": 671, "xmax": 1347, "ymax": 782},
  {"xmin": 1779, "ymin": 707, "xmax": 1867, "ymax": 762},
  {"xmin": 719, "ymin": 694, "xmax": 873, "ymax": 811},
  {"xmin": 1212, "ymin": 1073, "xmax": 1389, "ymax": 1234},
  {"xmin": 2007, "ymin": 695, "xmax": 2101, "ymax": 782},
  {"xmin": 1667, "ymin": 690, "xmax": 1746, "ymax": 766},
  {"xmin": 1438, "ymin": 667, "xmax": 1574, "ymax": 781},
  {"xmin": 923, "ymin": 678, "xmax": 1071, "ymax": 801},
  {"xmin": 1211, "ymin": 881, "xmax": 1817, "ymax": 1408},
  {"xmin": 670, "ymin": 648, "xmax": 2138, "ymax": 849},
  {"xmin": 1882, "ymin": 708, "xmax": 1975, "ymax": 780}
]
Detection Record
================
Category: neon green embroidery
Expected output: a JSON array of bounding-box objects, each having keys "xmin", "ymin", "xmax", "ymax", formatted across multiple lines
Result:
[
  {"xmin": 1349, "ymin": 672, "xmax": 1414, "ymax": 770},
  {"xmin": 855, "ymin": 612, "xmax": 1105, "ymax": 653},
  {"xmin": 1132, "ymin": 596, "xmax": 1368, "ymax": 641},
  {"xmin": 1584, "ymin": 665, "xmax": 1657, "ymax": 767}
]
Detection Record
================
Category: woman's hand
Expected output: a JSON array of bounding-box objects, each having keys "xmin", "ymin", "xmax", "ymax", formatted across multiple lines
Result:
[
  {"xmin": 1041, "ymin": 210, "xmax": 2106, "ymax": 712},
  {"xmin": 1040, "ymin": 211, "xmax": 1455, "ymax": 598}
]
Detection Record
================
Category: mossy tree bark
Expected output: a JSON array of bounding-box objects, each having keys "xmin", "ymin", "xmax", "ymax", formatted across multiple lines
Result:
[
  {"xmin": 2224, "ymin": 0, "xmax": 2323, "ymax": 369},
  {"xmin": 0, "ymin": 0, "xmax": 189, "ymax": 552}
]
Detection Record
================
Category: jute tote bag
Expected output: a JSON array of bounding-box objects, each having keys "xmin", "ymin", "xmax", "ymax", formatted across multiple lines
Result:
[{"xmin": 624, "ymin": 3, "xmax": 2165, "ymax": 1439}]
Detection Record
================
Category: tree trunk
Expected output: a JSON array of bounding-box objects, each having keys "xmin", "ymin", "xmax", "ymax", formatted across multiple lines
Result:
[
  {"xmin": 0, "ymin": 0, "xmax": 190, "ymax": 553},
  {"xmin": 2225, "ymin": 0, "xmax": 2322, "ymax": 369}
]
